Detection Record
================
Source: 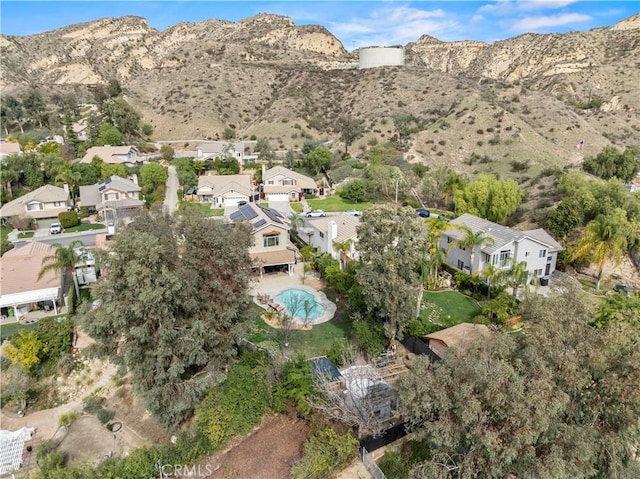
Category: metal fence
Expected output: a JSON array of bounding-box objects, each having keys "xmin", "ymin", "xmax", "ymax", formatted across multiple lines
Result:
[{"xmin": 361, "ymin": 447, "xmax": 386, "ymax": 479}]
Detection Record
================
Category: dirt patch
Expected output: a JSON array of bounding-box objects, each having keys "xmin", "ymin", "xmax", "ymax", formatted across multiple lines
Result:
[
  {"xmin": 189, "ymin": 415, "xmax": 309, "ymax": 479},
  {"xmin": 56, "ymin": 415, "xmax": 121, "ymax": 467}
]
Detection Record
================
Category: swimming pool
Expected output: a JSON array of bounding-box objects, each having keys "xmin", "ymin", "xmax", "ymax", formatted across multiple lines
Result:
[{"xmin": 276, "ymin": 288, "xmax": 324, "ymax": 320}]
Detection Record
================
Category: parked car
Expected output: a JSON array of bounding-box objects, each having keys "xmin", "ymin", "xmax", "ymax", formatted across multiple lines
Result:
[
  {"xmin": 306, "ymin": 210, "xmax": 326, "ymax": 217},
  {"xmin": 613, "ymin": 284, "xmax": 629, "ymax": 295},
  {"xmin": 416, "ymin": 208, "xmax": 431, "ymax": 218},
  {"xmin": 344, "ymin": 209, "xmax": 361, "ymax": 216},
  {"xmin": 238, "ymin": 200, "xmax": 248, "ymax": 206},
  {"xmin": 49, "ymin": 223, "xmax": 63, "ymax": 235}
]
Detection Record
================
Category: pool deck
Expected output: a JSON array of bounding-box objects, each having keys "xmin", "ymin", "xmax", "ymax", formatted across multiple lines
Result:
[{"xmin": 251, "ymin": 265, "xmax": 336, "ymax": 325}]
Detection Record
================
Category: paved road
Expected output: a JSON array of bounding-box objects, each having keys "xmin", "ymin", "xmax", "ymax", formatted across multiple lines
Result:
[
  {"xmin": 11, "ymin": 231, "xmax": 100, "ymax": 248},
  {"xmin": 163, "ymin": 165, "xmax": 179, "ymax": 216}
]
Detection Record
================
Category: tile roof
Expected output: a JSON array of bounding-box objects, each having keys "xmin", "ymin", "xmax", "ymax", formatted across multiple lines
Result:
[
  {"xmin": 80, "ymin": 146, "xmax": 138, "ymax": 164},
  {"xmin": 263, "ymin": 166, "xmax": 316, "ymax": 189},
  {"xmin": 0, "ymin": 185, "xmax": 69, "ymax": 218},
  {"xmin": 0, "ymin": 141, "xmax": 21, "ymax": 155},
  {"xmin": 308, "ymin": 214, "xmax": 360, "ymax": 243},
  {"xmin": 250, "ymin": 249, "xmax": 296, "ymax": 267},
  {"xmin": 80, "ymin": 176, "xmax": 141, "ymax": 207},
  {"xmin": 447, "ymin": 213, "xmax": 561, "ymax": 254},
  {"xmin": 197, "ymin": 174, "xmax": 252, "ymax": 197},
  {"xmin": 0, "ymin": 241, "xmax": 61, "ymax": 296},
  {"xmin": 425, "ymin": 323, "xmax": 491, "ymax": 349}
]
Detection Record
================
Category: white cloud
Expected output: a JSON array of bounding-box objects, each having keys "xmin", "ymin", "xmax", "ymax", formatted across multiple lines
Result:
[
  {"xmin": 472, "ymin": 14, "xmax": 485, "ymax": 22},
  {"xmin": 478, "ymin": 0, "xmax": 578, "ymax": 15},
  {"xmin": 329, "ymin": 5, "xmax": 460, "ymax": 47},
  {"xmin": 511, "ymin": 12, "xmax": 591, "ymax": 30}
]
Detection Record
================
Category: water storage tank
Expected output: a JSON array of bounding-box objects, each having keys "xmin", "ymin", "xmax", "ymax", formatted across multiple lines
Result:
[{"xmin": 359, "ymin": 46, "xmax": 405, "ymax": 69}]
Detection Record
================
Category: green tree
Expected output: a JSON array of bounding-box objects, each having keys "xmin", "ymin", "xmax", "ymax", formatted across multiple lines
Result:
[
  {"xmin": 307, "ymin": 145, "xmax": 332, "ymax": 174},
  {"xmin": 398, "ymin": 289, "xmax": 640, "ymax": 478},
  {"xmin": 339, "ymin": 179, "xmax": 366, "ymax": 203},
  {"xmin": 102, "ymin": 97, "xmax": 141, "ymax": 141},
  {"xmin": 38, "ymin": 240, "xmax": 83, "ymax": 300},
  {"xmin": 141, "ymin": 123, "xmax": 154, "ymax": 137},
  {"xmin": 356, "ymin": 204, "xmax": 425, "ymax": 339},
  {"xmin": 222, "ymin": 127, "xmax": 236, "ymax": 140},
  {"xmin": 453, "ymin": 225, "xmax": 495, "ymax": 275},
  {"xmin": 453, "ymin": 174, "xmax": 524, "ymax": 223},
  {"xmin": 21, "ymin": 89, "xmax": 46, "ymax": 128},
  {"xmin": 336, "ymin": 115, "xmax": 364, "ymax": 155},
  {"xmin": 140, "ymin": 162, "xmax": 168, "ymax": 194},
  {"xmin": 72, "ymin": 163, "xmax": 100, "ymax": 186},
  {"xmin": 593, "ymin": 292, "xmax": 640, "ymax": 329},
  {"xmin": 5, "ymin": 330, "xmax": 48, "ymax": 371},
  {"xmin": 160, "ymin": 145, "xmax": 175, "ymax": 161},
  {"xmin": 97, "ymin": 122, "xmax": 124, "ymax": 146},
  {"xmin": 499, "ymin": 257, "xmax": 535, "ymax": 300},
  {"xmin": 572, "ymin": 212, "xmax": 629, "ymax": 289},
  {"xmin": 583, "ymin": 145, "xmax": 640, "ymax": 182},
  {"xmin": 255, "ymin": 137, "xmax": 276, "ymax": 163},
  {"xmin": 81, "ymin": 211, "xmax": 254, "ymax": 430}
]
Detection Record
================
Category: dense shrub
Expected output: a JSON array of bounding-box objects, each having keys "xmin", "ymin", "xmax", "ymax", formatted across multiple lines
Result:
[
  {"xmin": 273, "ymin": 354, "xmax": 314, "ymax": 418},
  {"xmin": 352, "ymin": 318, "xmax": 386, "ymax": 358},
  {"xmin": 291, "ymin": 427, "xmax": 358, "ymax": 479},
  {"xmin": 58, "ymin": 211, "xmax": 80, "ymax": 229},
  {"xmin": 96, "ymin": 408, "xmax": 115, "ymax": 424}
]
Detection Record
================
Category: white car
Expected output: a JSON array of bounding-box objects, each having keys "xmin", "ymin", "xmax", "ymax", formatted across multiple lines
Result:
[
  {"xmin": 306, "ymin": 209, "xmax": 326, "ymax": 217},
  {"xmin": 344, "ymin": 209, "xmax": 361, "ymax": 216},
  {"xmin": 49, "ymin": 222, "xmax": 63, "ymax": 234}
]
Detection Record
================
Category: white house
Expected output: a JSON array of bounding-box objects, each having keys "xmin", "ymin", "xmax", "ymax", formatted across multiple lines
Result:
[
  {"xmin": 80, "ymin": 145, "xmax": 141, "ymax": 167},
  {"xmin": 196, "ymin": 174, "xmax": 256, "ymax": 206},
  {"xmin": 230, "ymin": 203, "xmax": 296, "ymax": 275},
  {"xmin": 262, "ymin": 165, "xmax": 318, "ymax": 202},
  {"xmin": 440, "ymin": 213, "xmax": 563, "ymax": 279},
  {"xmin": 195, "ymin": 142, "xmax": 246, "ymax": 163},
  {"xmin": 0, "ymin": 184, "xmax": 71, "ymax": 229},
  {"xmin": 306, "ymin": 214, "xmax": 360, "ymax": 269}
]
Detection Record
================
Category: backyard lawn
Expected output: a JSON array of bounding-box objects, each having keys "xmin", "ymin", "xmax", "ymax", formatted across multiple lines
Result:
[
  {"xmin": 0, "ymin": 320, "xmax": 41, "ymax": 341},
  {"xmin": 17, "ymin": 231, "xmax": 34, "ymax": 238},
  {"xmin": 419, "ymin": 291, "xmax": 482, "ymax": 332},
  {"xmin": 307, "ymin": 197, "xmax": 373, "ymax": 212},
  {"xmin": 290, "ymin": 203, "xmax": 304, "ymax": 213},
  {"xmin": 1, "ymin": 225, "xmax": 13, "ymax": 243}
]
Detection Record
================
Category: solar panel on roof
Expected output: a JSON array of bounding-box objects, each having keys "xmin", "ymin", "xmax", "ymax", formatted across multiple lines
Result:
[
  {"xmin": 253, "ymin": 219, "xmax": 267, "ymax": 228},
  {"xmin": 229, "ymin": 210, "xmax": 243, "ymax": 221},
  {"xmin": 239, "ymin": 204, "xmax": 258, "ymax": 220},
  {"xmin": 262, "ymin": 207, "xmax": 283, "ymax": 224}
]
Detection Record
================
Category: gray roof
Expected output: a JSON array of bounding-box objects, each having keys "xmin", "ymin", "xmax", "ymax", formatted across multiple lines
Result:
[
  {"xmin": 0, "ymin": 185, "xmax": 69, "ymax": 217},
  {"xmin": 308, "ymin": 214, "xmax": 360, "ymax": 243},
  {"xmin": 447, "ymin": 213, "xmax": 562, "ymax": 254},
  {"xmin": 197, "ymin": 174, "xmax": 252, "ymax": 197},
  {"xmin": 80, "ymin": 176, "xmax": 140, "ymax": 208},
  {"xmin": 263, "ymin": 166, "xmax": 316, "ymax": 190}
]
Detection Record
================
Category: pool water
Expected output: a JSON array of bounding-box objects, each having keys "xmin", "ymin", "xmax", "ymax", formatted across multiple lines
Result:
[{"xmin": 275, "ymin": 289, "xmax": 324, "ymax": 320}]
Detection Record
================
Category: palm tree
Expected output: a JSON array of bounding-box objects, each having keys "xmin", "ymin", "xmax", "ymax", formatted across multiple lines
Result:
[
  {"xmin": 573, "ymin": 214, "xmax": 628, "ymax": 290},
  {"xmin": 481, "ymin": 263, "xmax": 501, "ymax": 300},
  {"xmin": 332, "ymin": 239, "xmax": 353, "ymax": 270},
  {"xmin": 500, "ymin": 258, "xmax": 534, "ymax": 300},
  {"xmin": 453, "ymin": 226, "xmax": 495, "ymax": 275},
  {"xmin": 38, "ymin": 240, "xmax": 84, "ymax": 301},
  {"xmin": 289, "ymin": 212, "xmax": 306, "ymax": 238}
]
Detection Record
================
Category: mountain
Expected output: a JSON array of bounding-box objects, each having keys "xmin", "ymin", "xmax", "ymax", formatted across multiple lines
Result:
[{"xmin": 1, "ymin": 13, "xmax": 638, "ymax": 174}]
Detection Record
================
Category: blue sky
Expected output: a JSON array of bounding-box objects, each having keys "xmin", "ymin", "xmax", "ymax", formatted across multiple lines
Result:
[{"xmin": 1, "ymin": 1, "xmax": 637, "ymax": 48}]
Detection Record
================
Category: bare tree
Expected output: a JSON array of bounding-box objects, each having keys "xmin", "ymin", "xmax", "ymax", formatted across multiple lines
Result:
[{"xmin": 310, "ymin": 364, "xmax": 396, "ymax": 438}]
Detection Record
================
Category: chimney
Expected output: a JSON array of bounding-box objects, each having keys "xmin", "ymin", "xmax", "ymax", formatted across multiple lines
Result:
[
  {"xmin": 328, "ymin": 221, "xmax": 338, "ymax": 259},
  {"xmin": 131, "ymin": 174, "xmax": 138, "ymax": 185},
  {"xmin": 262, "ymin": 163, "xmax": 266, "ymax": 179},
  {"xmin": 63, "ymin": 183, "xmax": 70, "ymax": 196}
]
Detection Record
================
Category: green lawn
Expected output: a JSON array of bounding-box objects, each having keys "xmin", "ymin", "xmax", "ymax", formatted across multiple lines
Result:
[
  {"xmin": 0, "ymin": 320, "xmax": 40, "ymax": 341},
  {"xmin": 1, "ymin": 225, "xmax": 13, "ymax": 243},
  {"xmin": 307, "ymin": 197, "xmax": 373, "ymax": 212},
  {"xmin": 194, "ymin": 203, "xmax": 224, "ymax": 216},
  {"xmin": 17, "ymin": 231, "xmax": 35, "ymax": 238},
  {"xmin": 65, "ymin": 223, "xmax": 107, "ymax": 233},
  {"xmin": 290, "ymin": 203, "xmax": 304, "ymax": 213},
  {"xmin": 245, "ymin": 292, "xmax": 353, "ymax": 358},
  {"xmin": 420, "ymin": 291, "xmax": 482, "ymax": 331}
]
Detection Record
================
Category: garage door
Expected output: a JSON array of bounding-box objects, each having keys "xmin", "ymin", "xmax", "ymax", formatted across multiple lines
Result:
[
  {"xmin": 35, "ymin": 218, "xmax": 60, "ymax": 229},
  {"xmin": 221, "ymin": 196, "xmax": 247, "ymax": 206},
  {"xmin": 267, "ymin": 193, "xmax": 289, "ymax": 202}
]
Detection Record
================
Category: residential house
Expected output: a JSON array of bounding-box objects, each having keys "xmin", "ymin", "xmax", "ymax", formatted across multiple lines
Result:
[
  {"xmin": 195, "ymin": 142, "xmax": 246, "ymax": 163},
  {"xmin": 72, "ymin": 120, "xmax": 89, "ymax": 141},
  {"xmin": 0, "ymin": 242, "xmax": 63, "ymax": 318},
  {"xmin": 424, "ymin": 323, "xmax": 491, "ymax": 360},
  {"xmin": 0, "ymin": 141, "xmax": 22, "ymax": 160},
  {"xmin": 0, "ymin": 184, "xmax": 71, "ymax": 229},
  {"xmin": 230, "ymin": 203, "xmax": 296, "ymax": 275},
  {"xmin": 80, "ymin": 145, "xmax": 141, "ymax": 167},
  {"xmin": 261, "ymin": 165, "xmax": 319, "ymax": 202},
  {"xmin": 74, "ymin": 245, "xmax": 98, "ymax": 286},
  {"xmin": 306, "ymin": 214, "xmax": 360, "ymax": 269},
  {"xmin": 79, "ymin": 175, "xmax": 143, "ymax": 224},
  {"xmin": 440, "ymin": 213, "xmax": 563, "ymax": 279},
  {"xmin": 196, "ymin": 174, "xmax": 256, "ymax": 206}
]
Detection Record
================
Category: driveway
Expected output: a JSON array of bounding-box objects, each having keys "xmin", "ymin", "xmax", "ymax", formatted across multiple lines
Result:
[{"xmin": 268, "ymin": 201, "xmax": 293, "ymax": 216}]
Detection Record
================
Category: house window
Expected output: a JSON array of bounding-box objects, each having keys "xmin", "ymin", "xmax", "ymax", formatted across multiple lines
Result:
[
  {"xmin": 27, "ymin": 202, "xmax": 43, "ymax": 211},
  {"xmin": 263, "ymin": 234, "xmax": 280, "ymax": 248},
  {"xmin": 525, "ymin": 251, "xmax": 530, "ymax": 257},
  {"xmin": 53, "ymin": 201, "xmax": 63, "ymax": 207},
  {"xmin": 106, "ymin": 193, "xmax": 118, "ymax": 201},
  {"xmin": 290, "ymin": 192, "xmax": 297, "ymax": 198},
  {"xmin": 539, "ymin": 249, "xmax": 547, "ymax": 258},
  {"xmin": 283, "ymin": 179, "xmax": 294, "ymax": 186},
  {"xmin": 446, "ymin": 236, "xmax": 452, "ymax": 244},
  {"xmin": 499, "ymin": 250, "xmax": 511, "ymax": 265},
  {"xmin": 547, "ymin": 255, "xmax": 553, "ymax": 261},
  {"xmin": 267, "ymin": 180, "xmax": 274, "ymax": 185},
  {"xmin": 319, "ymin": 232, "xmax": 325, "ymax": 239},
  {"xmin": 534, "ymin": 269, "xmax": 543, "ymax": 276},
  {"xmin": 457, "ymin": 260, "xmax": 465, "ymax": 270},
  {"xmin": 483, "ymin": 253, "xmax": 491, "ymax": 263}
]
